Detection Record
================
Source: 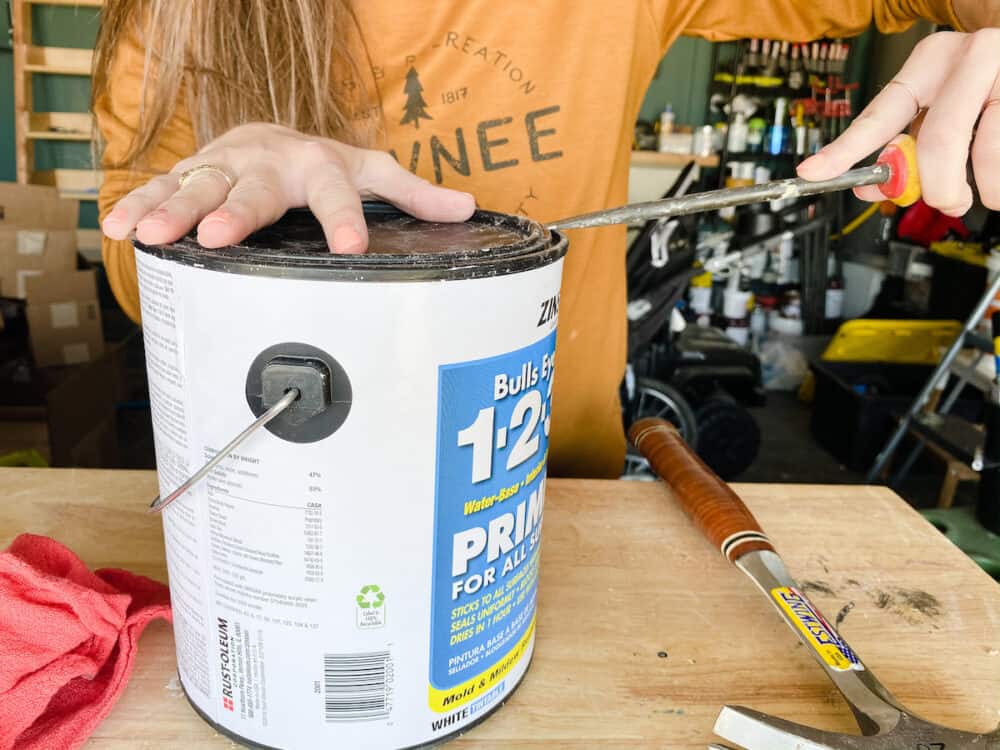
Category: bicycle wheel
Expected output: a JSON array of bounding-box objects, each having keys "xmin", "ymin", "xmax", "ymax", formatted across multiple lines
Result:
[{"xmin": 621, "ymin": 378, "xmax": 698, "ymax": 479}]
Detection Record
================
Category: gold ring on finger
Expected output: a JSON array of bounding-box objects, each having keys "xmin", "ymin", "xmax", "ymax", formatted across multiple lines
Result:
[{"xmin": 177, "ymin": 164, "xmax": 235, "ymax": 191}]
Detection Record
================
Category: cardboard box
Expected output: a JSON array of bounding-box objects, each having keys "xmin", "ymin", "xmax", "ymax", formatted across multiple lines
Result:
[
  {"xmin": 25, "ymin": 270, "xmax": 105, "ymax": 367},
  {"xmin": 0, "ymin": 227, "xmax": 78, "ymax": 298},
  {"xmin": 0, "ymin": 182, "xmax": 79, "ymax": 229}
]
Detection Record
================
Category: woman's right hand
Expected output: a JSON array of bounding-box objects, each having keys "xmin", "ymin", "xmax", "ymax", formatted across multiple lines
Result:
[{"xmin": 101, "ymin": 123, "xmax": 477, "ymax": 253}]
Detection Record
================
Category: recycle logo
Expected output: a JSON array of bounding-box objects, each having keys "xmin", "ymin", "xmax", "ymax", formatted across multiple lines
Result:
[{"xmin": 356, "ymin": 584, "xmax": 385, "ymax": 609}]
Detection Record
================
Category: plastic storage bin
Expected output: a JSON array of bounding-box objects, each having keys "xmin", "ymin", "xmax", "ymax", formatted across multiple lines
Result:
[
  {"xmin": 809, "ymin": 360, "xmax": 980, "ymax": 472},
  {"xmin": 821, "ymin": 319, "xmax": 962, "ymax": 365}
]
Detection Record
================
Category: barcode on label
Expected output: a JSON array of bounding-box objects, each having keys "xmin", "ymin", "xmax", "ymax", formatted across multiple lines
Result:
[{"xmin": 323, "ymin": 651, "xmax": 392, "ymax": 722}]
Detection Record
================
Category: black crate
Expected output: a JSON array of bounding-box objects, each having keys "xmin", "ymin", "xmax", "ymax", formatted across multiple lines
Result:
[
  {"xmin": 928, "ymin": 252, "xmax": 986, "ymax": 322},
  {"xmin": 809, "ymin": 360, "xmax": 982, "ymax": 473}
]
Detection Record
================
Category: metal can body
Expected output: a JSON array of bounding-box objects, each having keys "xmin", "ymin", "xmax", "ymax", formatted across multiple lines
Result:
[{"xmin": 135, "ymin": 207, "xmax": 566, "ymax": 749}]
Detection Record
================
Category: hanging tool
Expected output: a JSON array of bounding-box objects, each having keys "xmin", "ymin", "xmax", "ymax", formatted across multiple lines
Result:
[
  {"xmin": 548, "ymin": 135, "xmax": 920, "ymax": 231},
  {"xmin": 629, "ymin": 417, "xmax": 1000, "ymax": 750}
]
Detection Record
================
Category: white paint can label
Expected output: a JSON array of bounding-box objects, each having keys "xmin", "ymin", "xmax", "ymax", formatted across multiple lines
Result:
[{"xmin": 135, "ymin": 243, "xmax": 563, "ymax": 749}]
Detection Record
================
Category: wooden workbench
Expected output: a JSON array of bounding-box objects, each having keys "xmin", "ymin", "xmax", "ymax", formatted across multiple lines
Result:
[{"xmin": 2, "ymin": 469, "xmax": 999, "ymax": 749}]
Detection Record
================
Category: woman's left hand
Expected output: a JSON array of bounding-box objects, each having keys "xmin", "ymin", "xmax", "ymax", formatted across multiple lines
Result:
[{"xmin": 796, "ymin": 29, "xmax": 1000, "ymax": 215}]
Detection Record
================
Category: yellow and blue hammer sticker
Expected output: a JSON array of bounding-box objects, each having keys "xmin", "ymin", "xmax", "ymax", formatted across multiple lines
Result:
[{"xmin": 771, "ymin": 587, "xmax": 864, "ymax": 672}]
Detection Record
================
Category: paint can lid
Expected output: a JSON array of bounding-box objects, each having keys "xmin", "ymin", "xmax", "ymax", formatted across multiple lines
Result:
[{"xmin": 134, "ymin": 202, "xmax": 567, "ymax": 282}]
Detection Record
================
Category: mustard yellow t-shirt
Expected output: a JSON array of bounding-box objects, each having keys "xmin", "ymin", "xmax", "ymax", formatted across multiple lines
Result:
[{"xmin": 95, "ymin": 0, "xmax": 962, "ymax": 478}]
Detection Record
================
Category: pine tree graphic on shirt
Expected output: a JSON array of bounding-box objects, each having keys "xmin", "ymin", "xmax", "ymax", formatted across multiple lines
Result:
[{"xmin": 400, "ymin": 66, "xmax": 432, "ymax": 128}]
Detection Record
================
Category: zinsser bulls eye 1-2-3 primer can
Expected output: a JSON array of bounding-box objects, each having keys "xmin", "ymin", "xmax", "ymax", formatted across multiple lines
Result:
[{"xmin": 133, "ymin": 203, "xmax": 568, "ymax": 749}]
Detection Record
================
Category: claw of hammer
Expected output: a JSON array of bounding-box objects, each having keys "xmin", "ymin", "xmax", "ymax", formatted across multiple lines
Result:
[
  {"xmin": 714, "ymin": 705, "xmax": 1000, "ymax": 750},
  {"xmin": 715, "ymin": 706, "xmax": 846, "ymax": 750}
]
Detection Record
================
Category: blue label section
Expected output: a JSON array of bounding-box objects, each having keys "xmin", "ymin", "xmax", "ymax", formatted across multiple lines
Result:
[{"xmin": 430, "ymin": 331, "xmax": 556, "ymax": 690}]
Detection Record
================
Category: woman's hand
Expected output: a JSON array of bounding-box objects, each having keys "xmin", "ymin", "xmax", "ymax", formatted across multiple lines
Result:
[
  {"xmin": 797, "ymin": 29, "xmax": 1000, "ymax": 216},
  {"xmin": 101, "ymin": 123, "xmax": 476, "ymax": 252}
]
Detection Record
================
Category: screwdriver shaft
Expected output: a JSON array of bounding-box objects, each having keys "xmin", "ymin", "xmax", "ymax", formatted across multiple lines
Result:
[{"xmin": 548, "ymin": 163, "xmax": 890, "ymax": 231}]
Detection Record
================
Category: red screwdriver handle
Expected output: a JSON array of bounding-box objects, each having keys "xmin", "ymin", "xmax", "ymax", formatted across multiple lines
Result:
[
  {"xmin": 629, "ymin": 418, "xmax": 775, "ymax": 563},
  {"xmin": 875, "ymin": 133, "xmax": 921, "ymax": 207}
]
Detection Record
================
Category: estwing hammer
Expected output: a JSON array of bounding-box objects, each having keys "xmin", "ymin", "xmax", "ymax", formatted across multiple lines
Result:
[{"xmin": 630, "ymin": 417, "xmax": 1000, "ymax": 750}]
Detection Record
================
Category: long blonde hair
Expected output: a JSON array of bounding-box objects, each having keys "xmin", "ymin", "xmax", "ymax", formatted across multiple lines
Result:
[{"xmin": 92, "ymin": 0, "xmax": 377, "ymax": 169}]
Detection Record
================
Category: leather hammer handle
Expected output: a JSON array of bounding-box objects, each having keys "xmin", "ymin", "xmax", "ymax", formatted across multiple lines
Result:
[{"xmin": 629, "ymin": 418, "xmax": 775, "ymax": 563}]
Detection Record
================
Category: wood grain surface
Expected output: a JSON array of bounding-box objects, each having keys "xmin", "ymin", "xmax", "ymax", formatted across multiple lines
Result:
[{"xmin": 2, "ymin": 468, "xmax": 999, "ymax": 749}]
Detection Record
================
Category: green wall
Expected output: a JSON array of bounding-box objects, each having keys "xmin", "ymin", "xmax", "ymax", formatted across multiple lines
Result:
[
  {"xmin": 1, "ymin": 49, "xmax": 13, "ymax": 182},
  {"xmin": 639, "ymin": 36, "xmax": 715, "ymax": 127}
]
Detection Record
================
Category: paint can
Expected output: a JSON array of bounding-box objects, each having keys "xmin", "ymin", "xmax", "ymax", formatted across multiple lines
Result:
[{"xmin": 134, "ymin": 203, "xmax": 567, "ymax": 749}]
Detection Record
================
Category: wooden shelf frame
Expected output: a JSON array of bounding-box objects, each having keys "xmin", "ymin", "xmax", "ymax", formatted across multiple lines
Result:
[
  {"xmin": 30, "ymin": 168, "xmax": 104, "ymax": 201},
  {"xmin": 23, "ymin": 45, "xmax": 94, "ymax": 75},
  {"xmin": 630, "ymin": 150, "xmax": 720, "ymax": 168},
  {"xmin": 12, "ymin": 0, "xmax": 103, "ymax": 202},
  {"xmin": 26, "ymin": 111, "xmax": 94, "ymax": 141}
]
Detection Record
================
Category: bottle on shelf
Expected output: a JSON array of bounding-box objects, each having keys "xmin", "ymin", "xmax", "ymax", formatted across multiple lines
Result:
[
  {"xmin": 806, "ymin": 107, "xmax": 823, "ymax": 154},
  {"xmin": 904, "ymin": 256, "xmax": 933, "ymax": 315},
  {"xmin": 769, "ymin": 289, "xmax": 804, "ymax": 337},
  {"xmin": 824, "ymin": 254, "xmax": 845, "ymax": 321},
  {"xmin": 776, "ymin": 230, "xmax": 797, "ymax": 284},
  {"xmin": 793, "ymin": 103, "xmax": 808, "ymax": 157},
  {"xmin": 689, "ymin": 269, "xmax": 714, "ymax": 327},
  {"xmin": 788, "ymin": 44, "xmax": 806, "ymax": 90},
  {"xmin": 767, "ymin": 97, "xmax": 789, "ymax": 155},
  {"xmin": 657, "ymin": 103, "xmax": 675, "ymax": 153},
  {"xmin": 747, "ymin": 117, "xmax": 767, "ymax": 153},
  {"xmin": 727, "ymin": 112, "xmax": 749, "ymax": 152},
  {"xmin": 723, "ymin": 272, "xmax": 754, "ymax": 346},
  {"xmin": 721, "ymin": 162, "xmax": 754, "ymax": 221}
]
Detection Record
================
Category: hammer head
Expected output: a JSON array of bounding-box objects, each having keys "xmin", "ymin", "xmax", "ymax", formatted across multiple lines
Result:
[{"xmin": 715, "ymin": 705, "xmax": 1000, "ymax": 750}]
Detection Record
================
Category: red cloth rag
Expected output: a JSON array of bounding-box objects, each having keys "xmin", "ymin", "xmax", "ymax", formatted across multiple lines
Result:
[{"xmin": 0, "ymin": 534, "xmax": 171, "ymax": 750}]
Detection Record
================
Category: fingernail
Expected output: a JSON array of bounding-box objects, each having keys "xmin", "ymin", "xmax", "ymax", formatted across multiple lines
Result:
[
  {"xmin": 138, "ymin": 209, "xmax": 168, "ymax": 226},
  {"xmin": 452, "ymin": 192, "xmax": 477, "ymax": 213},
  {"xmin": 332, "ymin": 225, "xmax": 364, "ymax": 253},
  {"xmin": 201, "ymin": 209, "xmax": 231, "ymax": 226},
  {"xmin": 104, "ymin": 206, "xmax": 127, "ymax": 224},
  {"xmin": 797, "ymin": 153, "xmax": 823, "ymax": 172}
]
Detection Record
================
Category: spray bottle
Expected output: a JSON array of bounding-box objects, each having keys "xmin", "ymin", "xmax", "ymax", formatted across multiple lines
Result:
[{"xmin": 723, "ymin": 269, "xmax": 753, "ymax": 346}]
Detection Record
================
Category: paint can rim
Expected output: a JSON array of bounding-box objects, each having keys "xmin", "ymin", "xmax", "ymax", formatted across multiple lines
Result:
[{"xmin": 133, "ymin": 202, "xmax": 567, "ymax": 282}]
